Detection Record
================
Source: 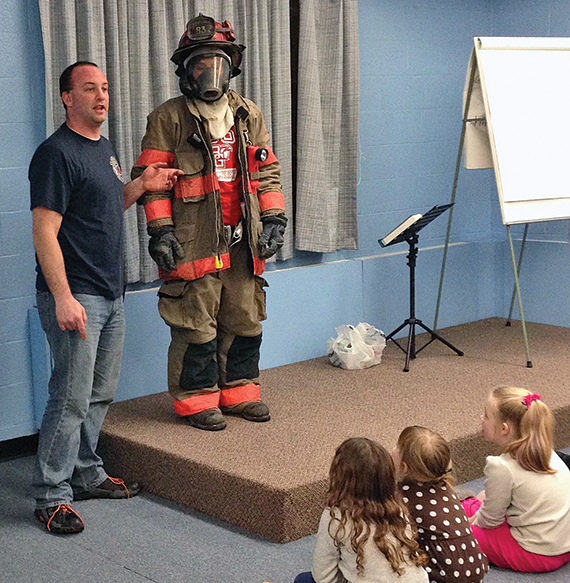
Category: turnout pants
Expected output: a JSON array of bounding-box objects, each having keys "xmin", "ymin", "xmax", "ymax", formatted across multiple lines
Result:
[{"xmin": 158, "ymin": 239, "xmax": 268, "ymax": 416}]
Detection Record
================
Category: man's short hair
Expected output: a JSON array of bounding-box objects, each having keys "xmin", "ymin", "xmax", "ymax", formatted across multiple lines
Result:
[{"xmin": 59, "ymin": 61, "xmax": 99, "ymax": 110}]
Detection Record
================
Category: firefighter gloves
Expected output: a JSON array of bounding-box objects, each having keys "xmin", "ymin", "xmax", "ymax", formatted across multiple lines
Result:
[
  {"xmin": 148, "ymin": 225, "xmax": 185, "ymax": 272},
  {"xmin": 258, "ymin": 214, "xmax": 287, "ymax": 259}
]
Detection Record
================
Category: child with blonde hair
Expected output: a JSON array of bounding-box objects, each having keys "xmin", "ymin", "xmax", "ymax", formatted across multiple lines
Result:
[
  {"xmin": 463, "ymin": 386, "xmax": 570, "ymax": 572},
  {"xmin": 294, "ymin": 437, "xmax": 428, "ymax": 583},
  {"xmin": 393, "ymin": 426, "xmax": 488, "ymax": 583}
]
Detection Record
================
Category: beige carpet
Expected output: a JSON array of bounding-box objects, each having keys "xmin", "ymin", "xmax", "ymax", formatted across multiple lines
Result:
[{"xmin": 98, "ymin": 318, "xmax": 570, "ymax": 542}]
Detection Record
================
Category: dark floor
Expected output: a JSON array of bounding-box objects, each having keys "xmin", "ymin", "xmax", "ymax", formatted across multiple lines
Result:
[{"xmin": 1, "ymin": 452, "xmax": 569, "ymax": 583}]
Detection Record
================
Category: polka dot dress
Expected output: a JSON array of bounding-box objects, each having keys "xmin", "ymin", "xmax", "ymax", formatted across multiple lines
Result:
[{"xmin": 401, "ymin": 480, "xmax": 489, "ymax": 583}]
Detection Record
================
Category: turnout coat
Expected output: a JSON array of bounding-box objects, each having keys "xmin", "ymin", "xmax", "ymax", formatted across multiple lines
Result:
[{"xmin": 132, "ymin": 90, "xmax": 285, "ymax": 282}]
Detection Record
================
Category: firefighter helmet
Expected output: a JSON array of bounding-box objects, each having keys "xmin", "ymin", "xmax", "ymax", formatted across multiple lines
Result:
[{"xmin": 171, "ymin": 13, "xmax": 245, "ymax": 79}]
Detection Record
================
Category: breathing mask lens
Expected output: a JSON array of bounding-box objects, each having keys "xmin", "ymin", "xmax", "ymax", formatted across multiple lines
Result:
[{"xmin": 185, "ymin": 53, "xmax": 231, "ymax": 102}]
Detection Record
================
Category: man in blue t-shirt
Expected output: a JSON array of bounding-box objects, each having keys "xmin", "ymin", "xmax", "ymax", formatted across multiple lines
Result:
[{"xmin": 29, "ymin": 61, "xmax": 182, "ymax": 535}]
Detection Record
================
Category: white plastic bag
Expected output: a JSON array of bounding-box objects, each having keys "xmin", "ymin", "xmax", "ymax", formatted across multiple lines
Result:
[
  {"xmin": 355, "ymin": 322, "xmax": 386, "ymax": 360},
  {"xmin": 327, "ymin": 323, "xmax": 386, "ymax": 370}
]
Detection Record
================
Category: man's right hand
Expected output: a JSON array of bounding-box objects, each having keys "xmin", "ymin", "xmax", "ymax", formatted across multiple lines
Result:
[
  {"xmin": 148, "ymin": 225, "xmax": 185, "ymax": 272},
  {"xmin": 55, "ymin": 295, "xmax": 87, "ymax": 340}
]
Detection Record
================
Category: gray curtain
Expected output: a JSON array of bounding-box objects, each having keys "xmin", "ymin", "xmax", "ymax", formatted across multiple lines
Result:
[
  {"xmin": 296, "ymin": 0, "xmax": 359, "ymax": 252},
  {"xmin": 38, "ymin": 0, "xmax": 357, "ymax": 282}
]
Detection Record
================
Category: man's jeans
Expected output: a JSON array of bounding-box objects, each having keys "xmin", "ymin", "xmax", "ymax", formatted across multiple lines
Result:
[{"xmin": 32, "ymin": 292, "xmax": 125, "ymax": 509}]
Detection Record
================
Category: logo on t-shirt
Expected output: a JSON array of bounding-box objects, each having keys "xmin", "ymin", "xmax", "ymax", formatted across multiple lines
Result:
[
  {"xmin": 109, "ymin": 156, "xmax": 123, "ymax": 182},
  {"xmin": 212, "ymin": 128, "xmax": 238, "ymax": 183}
]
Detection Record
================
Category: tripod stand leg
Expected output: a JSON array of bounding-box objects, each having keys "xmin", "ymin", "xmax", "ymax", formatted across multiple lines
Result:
[
  {"xmin": 404, "ymin": 322, "xmax": 415, "ymax": 372},
  {"xmin": 417, "ymin": 321, "xmax": 464, "ymax": 356},
  {"xmin": 386, "ymin": 320, "xmax": 408, "ymax": 342}
]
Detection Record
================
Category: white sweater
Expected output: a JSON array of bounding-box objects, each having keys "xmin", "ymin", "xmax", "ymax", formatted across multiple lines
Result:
[
  {"xmin": 311, "ymin": 509, "xmax": 428, "ymax": 583},
  {"xmin": 473, "ymin": 451, "xmax": 570, "ymax": 555}
]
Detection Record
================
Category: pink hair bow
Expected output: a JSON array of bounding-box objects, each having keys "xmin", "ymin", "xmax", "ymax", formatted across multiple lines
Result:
[{"xmin": 521, "ymin": 393, "xmax": 541, "ymax": 409}]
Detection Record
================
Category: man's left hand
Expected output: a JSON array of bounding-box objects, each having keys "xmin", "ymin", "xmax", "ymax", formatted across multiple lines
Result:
[
  {"xmin": 258, "ymin": 214, "xmax": 287, "ymax": 259},
  {"xmin": 141, "ymin": 163, "xmax": 184, "ymax": 192}
]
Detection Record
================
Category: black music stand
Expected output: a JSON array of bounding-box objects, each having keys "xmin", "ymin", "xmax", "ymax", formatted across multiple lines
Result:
[{"xmin": 379, "ymin": 204, "xmax": 463, "ymax": 372}]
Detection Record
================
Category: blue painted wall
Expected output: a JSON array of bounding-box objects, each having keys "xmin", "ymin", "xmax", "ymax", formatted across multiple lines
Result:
[
  {"xmin": 2, "ymin": 0, "xmax": 570, "ymax": 441},
  {"xmin": 0, "ymin": 0, "xmax": 45, "ymax": 440}
]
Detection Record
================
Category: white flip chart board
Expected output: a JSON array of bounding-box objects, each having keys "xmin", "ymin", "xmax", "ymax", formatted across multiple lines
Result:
[{"xmin": 467, "ymin": 37, "xmax": 570, "ymax": 225}]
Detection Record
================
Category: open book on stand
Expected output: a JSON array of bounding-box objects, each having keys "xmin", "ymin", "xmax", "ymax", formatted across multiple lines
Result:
[
  {"xmin": 379, "ymin": 213, "xmax": 423, "ymax": 247},
  {"xmin": 378, "ymin": 204, "xmax": 453, "ymax": 248}
]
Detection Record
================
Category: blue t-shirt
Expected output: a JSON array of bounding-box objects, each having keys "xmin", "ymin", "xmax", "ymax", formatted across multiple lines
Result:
[{"xmin": 29, "ymin": 124, "xmax": 125, "ymax": 300}]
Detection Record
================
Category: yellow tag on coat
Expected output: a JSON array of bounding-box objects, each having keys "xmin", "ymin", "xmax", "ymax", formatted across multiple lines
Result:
[{"xmin": 215, "ymin": 255, "xmax": 223, "ymax": 269}]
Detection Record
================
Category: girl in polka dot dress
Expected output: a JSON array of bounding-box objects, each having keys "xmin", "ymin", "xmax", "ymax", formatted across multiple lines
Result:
[
  {"xmin": 463, "ymin": 387, "xmax": 570, "ymax": 572},
  {"xmin": 393, "ymin": 426, "xmax": 489, "ymax": 583},
  {"xmin": 294, "ymin": 437, "xmax": 429, "ymax": 583}
]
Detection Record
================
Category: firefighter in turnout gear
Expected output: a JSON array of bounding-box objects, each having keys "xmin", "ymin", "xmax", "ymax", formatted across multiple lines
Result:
[{"xmin": 132, "ymin": 14, "xmax": 287, "ymax": 430}]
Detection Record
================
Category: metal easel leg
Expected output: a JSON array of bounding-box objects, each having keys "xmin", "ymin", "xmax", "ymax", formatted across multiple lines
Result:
[
  {"xmin": 506, "ymin": 225, "xmax": 533, "ymax": 367},
  {"xmin": 506, "ymin": 223, "xmax": 528, "ymax": 326},
  {"xmin": 434, "ymin": 55, "xmax": 478, "ymax": 332},
  {"xmin": 433, "ymin": 181, "xmax": 457, "ymax": 332}
]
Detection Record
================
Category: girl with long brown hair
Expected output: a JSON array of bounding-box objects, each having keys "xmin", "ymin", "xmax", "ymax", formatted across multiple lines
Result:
[
  {"xmin": 294, "ymin": 437, "xmax": 428, "ymax": 583},
  {"xmin": 464, "ymin": 386, "xmax": 570, "ymax": 572}
]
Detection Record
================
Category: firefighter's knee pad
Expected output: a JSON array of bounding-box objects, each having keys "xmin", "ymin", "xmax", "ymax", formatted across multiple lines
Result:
[
  {"xmin": 180, "ymin": 338, "xmax": 218, "ymax": 391},
  {"xmin": 226, "ymin": 334, "xmax": 262, "ymax": 383}
]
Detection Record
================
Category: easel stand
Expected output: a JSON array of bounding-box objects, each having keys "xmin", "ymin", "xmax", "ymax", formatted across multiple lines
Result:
[
  {"xmin": 383, "ymin": 206, "xmax": 464, "ymax": 372},
  {"xmin": 434, "ymin": 40, "xmax": 534, "ymax": 368}
]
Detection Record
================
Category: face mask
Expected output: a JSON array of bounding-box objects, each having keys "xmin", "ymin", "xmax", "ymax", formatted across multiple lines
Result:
[{"xmin": 184, "ymin": 51, "xmax": 231, "ymax": 102}]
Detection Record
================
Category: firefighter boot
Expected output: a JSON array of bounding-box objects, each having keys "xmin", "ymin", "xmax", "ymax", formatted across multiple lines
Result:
[
  {"xmin": 185, "ymin": 407, "xmax": 227, "ymax": 431},
  {"xmin": 221, "ymin": 400, "xmax": 270, "ymax": 422}
]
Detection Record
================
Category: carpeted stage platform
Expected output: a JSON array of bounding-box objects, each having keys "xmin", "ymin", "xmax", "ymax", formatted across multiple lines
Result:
[{"xmin": 99, "ymin": 318, "xmax": 570, "ymax": 543}]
